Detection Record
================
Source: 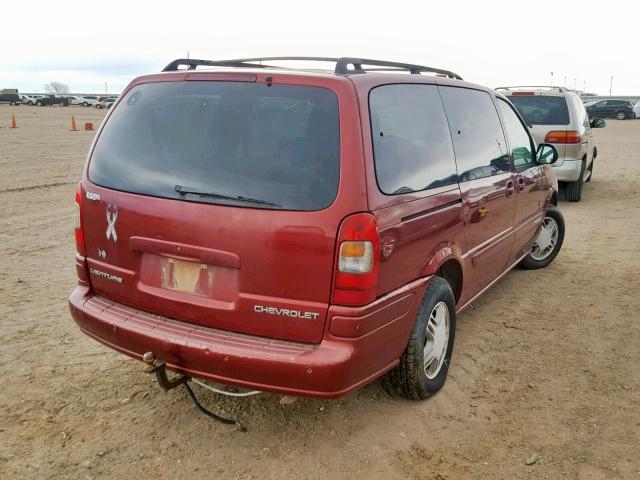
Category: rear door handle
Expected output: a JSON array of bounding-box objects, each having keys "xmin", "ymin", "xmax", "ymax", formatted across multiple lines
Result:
[
  {"xmin": 505, "ymin": 180, "xmax": 515, "ymax": 197},
  {"xmin": 517, "ymin": 177, "xmax": 526, "ymax": 191}
]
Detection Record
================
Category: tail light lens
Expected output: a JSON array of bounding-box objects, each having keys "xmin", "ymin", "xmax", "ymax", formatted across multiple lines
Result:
[
  {"xmin": 544, "ymin": 130, "xmax": 581, "ymax": 144},
  {"xmin": 74, "ymin": 184, "xmax": 87, "ymax": 256},
  {"xmin": 332, "ymin": 213, "xmax": 380, "ymax": 306}
]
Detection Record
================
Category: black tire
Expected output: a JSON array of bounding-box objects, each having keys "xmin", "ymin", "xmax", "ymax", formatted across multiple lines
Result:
[
  {"xmin": 616, "ymin": 111, "xmax": 626, "ymax": 120},
  {"xmin": 566, "ymin": 160, "xmax": 585, "ymax": 202},
  {"xmin": 585, "ymin": 159, "xmax": 594, "ymax": 182},
  {"xmin": 519, "ymin": 206, "xmax": 565, "ymax": 270},
  {"xmin": 36, "ymin": 101, "xmax": 43, "ymax": 106},
  {"xmin": 28, "ymin": 101, "xmax": 33, "ymax": 106},
  {"xmin": 10, "ymin": 101, "xmax": 16, "ymax": 105},
  {"xmin": 82, "ymin": 102, "xmax": 88, "ymax": 107},
  {"xmin": 383, "ymin": 276, "xmax": 456, "ymax": 400}
]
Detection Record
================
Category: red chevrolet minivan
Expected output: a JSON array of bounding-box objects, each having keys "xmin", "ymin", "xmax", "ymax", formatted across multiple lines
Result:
[{"xmin": 69, "ymin": 57, "xmax": 564, "ymax": 402}]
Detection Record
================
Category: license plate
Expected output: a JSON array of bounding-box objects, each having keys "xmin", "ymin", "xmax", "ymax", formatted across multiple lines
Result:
[{"xmin": 162, "ymin": 258, "xmax": 213, "ymax": 294}]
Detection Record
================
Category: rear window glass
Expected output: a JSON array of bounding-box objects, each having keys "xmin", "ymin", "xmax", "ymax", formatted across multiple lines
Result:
[
  {"xmin": 507, "ymin": 95, "xmax": 570, "ymax": 125},
  {"xmin": 89, "ymin": 81, "xmax": 340, "ymax": 211}
]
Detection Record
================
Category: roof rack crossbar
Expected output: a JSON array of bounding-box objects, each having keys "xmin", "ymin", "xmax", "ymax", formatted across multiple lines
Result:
[
  {"xmin": 162, "ymin": 57, "xmax": 463, "ymax": 79},
  {"xmin": 162, "ymin": 59, "xmax": 276, "ymax": 72}
]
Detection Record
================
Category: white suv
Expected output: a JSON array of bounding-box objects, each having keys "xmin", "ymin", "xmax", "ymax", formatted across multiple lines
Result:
[
  {"xmin": 496, "ymin": 86, "xmax": 605, "ymax": 202},
  {"xmin": 80, "ymin": 96, "xmax": 99, "ymax": 107}
]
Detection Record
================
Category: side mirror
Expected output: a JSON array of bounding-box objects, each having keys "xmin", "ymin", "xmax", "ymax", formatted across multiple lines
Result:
[
  {"xmin": 590, "ymin": 118, "xmax": 606, "ymax": 128},
  {"xmin": 536, "ymin": 143, "xmax": 559, "ymax": 165}
]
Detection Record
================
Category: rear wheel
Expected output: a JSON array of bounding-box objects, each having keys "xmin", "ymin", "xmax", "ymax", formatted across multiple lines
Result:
[
  {"xmin": 616, "ymin": 111, "xmax": 627, "ymax": 120},
  {"xmin": 383, "ymin": 276, "xmax": 456, "ymax": 400},
  {"xmin": 36, "ymin": 101, "xmax": 43, "ymax": 106},
  {"xmin": 566, "ymin": 160, "xmax": 585, "ymax": 202},
  {"xmin": 83, "ymin": 102, "xmax": 88, "ymax": 107},
  {"xmin": 519, "ymin": 206, "xmax": 565, "ymax": 269}
]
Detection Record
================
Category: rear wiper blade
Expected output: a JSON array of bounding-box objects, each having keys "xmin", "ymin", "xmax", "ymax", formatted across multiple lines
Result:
[{"xmin": 174, "ymin": 185, "xmax": 281, "ymax": 207}]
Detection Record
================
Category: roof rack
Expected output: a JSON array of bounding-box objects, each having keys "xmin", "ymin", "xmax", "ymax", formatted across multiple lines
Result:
[
  {"xmin": 162, "ymin": 57, "xmax": 463, "ymax": 79},
  {"xmin": 495, "ymin": 85, "xmax": 567, "ymax": 93}
]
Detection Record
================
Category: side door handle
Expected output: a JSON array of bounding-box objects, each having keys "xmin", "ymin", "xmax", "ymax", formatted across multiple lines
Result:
[
  {"xmin": 516, "ymin": 177, "xmax": 526, "ymax": 192},
  {"xmin": 505, "ymin": 179, "xmax": 515, "ymax": 197}
]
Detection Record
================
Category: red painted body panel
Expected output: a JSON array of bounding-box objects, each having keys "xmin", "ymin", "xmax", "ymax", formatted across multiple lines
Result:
[
  {"xmin": 79, "ymin": 72, "xmax": 366, "ymax": 345},
  {"xmin": 69, "ymin": 68, "xmax": 558, "ymax": 398},
  {"xmin": 69, "ymin": 277, "xmax": 429, "ymax": 398}
]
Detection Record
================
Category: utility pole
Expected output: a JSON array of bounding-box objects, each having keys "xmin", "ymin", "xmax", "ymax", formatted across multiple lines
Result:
[
  {"xmin": 105, "ymin": 82, "xmax": 108, "ymax": 95},
  {"xmin": 583, "ymin": 80, "xmax": 586, "ymax": 93},
  {"xmin": 609, "ymin": 76, "xmax": 614, "ymax": 96},
  {"xmin": 574, "ymin": 78, "xmax": 577, "ymax": 90},
  {"xmin": 550, "ymin": 72, "xmax": 554, "ymax": 86},
  {"xmin": 564, "ymin": 76, "xmax": 567, "ymax": 88}
]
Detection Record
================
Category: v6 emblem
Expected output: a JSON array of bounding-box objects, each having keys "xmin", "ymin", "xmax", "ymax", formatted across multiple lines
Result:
[{"xmin": 106, "ymin": 203, "xmax": 118, "ymax": 242}]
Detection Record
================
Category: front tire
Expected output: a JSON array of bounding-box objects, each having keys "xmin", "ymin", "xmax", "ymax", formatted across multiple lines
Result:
[
  {"xmin": 519, "ymin": 206, "xmax": 565, "ymax": 270},
  {"xmin": 616, "ymin": 111, "xmax": 626, "ymax": 120},
  {"xmin": 383, "ymin": 276, "xmax": 456, "ymax": 400}
]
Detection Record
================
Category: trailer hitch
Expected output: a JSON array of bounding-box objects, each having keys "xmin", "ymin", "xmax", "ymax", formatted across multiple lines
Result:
[{"xmin": 142, "ymin": 352, "xmax": 239, "ymax": 426}]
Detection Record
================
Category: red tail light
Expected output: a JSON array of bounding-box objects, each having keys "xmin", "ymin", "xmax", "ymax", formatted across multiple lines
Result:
[
  {"xmin": 544, "ymin": 130, "xmax": 581, "ymax": 144},
  {"xmin": 74, "ymin": 183, "xmax": 87, "ymax": 256},
  {"xmin": 332, "ymin": 213, "xmax": 380, "ymax": 306},
  {"xmin": 512, "ymin": 91, "xmax": 535, "ymax": 96}
]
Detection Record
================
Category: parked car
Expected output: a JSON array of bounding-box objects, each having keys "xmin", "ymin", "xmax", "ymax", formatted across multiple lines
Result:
[
  {"xmin": 20, "ymin": 94, "xmax": 36, "ymax": 105},
  {"xmin": 66, "ymin": 95, "xmax": 83, "ymax": 105},
  {"xmin": 586, "ymin": 99, "xmax": 635, "ymax": 120},
  {"xmin": 95, "ymin": 97, "xmax": 117, "ymax": 109},
  {"xmin": 633, "ymin": 102, "xmax": 640, "ymax": 119},
  {"xmin": 497, "ymin": 86, "xmax": 605, "ymax": 202},
  {"xmin": 22, "ymin": 94, "xmax": 46, "ymax": 105},
  {"xmin": 69, "ymin": 57, "xmax": 564, "ymax": 407},
  {"xmin": 80, "ymin": 96, "xmax": 99, "ymax": 107},
  {"xmin": 36, "ymin": 95, "xmax": 69, "ymax": 106},
  {"xmin": 0, "ymin": 93, "xmax": 21, "ymax": 105}
]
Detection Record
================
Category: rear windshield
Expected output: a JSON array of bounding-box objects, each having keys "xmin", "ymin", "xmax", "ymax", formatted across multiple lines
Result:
[
  {"xmin": 89, "ymin": 81, "xmax": 340, "ymax": 211},
  {"xmin": 507, "ymin": 95, "xmax": 570, "ymax": 125}
]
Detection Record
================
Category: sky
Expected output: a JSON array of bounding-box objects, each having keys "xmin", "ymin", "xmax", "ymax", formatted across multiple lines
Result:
[{"xmin": 1, "ymin": 0, "xmax": 638, "ymax": 95}]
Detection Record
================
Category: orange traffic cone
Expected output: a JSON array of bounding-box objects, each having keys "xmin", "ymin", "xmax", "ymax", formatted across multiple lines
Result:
[
  {"xmin": 70, "ymin": 115, "xmax": 78, "ymax": 131},
  {"xmin": 10, "ymin": 114, "xmax": 17, "ymax": 128}
]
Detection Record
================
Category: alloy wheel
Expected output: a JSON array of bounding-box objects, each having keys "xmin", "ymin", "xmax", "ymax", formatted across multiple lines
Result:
[
  {"xmin": 531, "ymin": 216, "xmax": 559, "ymax": 261},
  {"xmin": 423, "ymin": 301, "xmax": 450, "ymax": 379}
]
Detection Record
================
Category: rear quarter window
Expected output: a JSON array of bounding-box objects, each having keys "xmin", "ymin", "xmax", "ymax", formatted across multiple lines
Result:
[
  {"xmin": 369, "ymin": 84, "xmax": 458, "ymax": 194},
  {"xmin": 89, "ymin": 81, "xmax": 340, "ymax": 211},
  {"xmin": 507, "ymin": 95, "xmax": 570, "ymax": 125}
]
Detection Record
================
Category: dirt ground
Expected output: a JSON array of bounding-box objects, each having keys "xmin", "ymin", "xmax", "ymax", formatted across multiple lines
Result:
[{"xmin": 1, "ymin": 104, "xmax": 639, "ymax": 480}]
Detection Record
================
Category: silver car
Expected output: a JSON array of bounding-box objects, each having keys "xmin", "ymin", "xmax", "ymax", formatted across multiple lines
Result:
[{"xmin": 496, "ymin": 86, "xmax": 605, "ymax": 202}]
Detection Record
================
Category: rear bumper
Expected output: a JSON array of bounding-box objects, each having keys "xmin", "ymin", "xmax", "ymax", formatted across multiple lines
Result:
[
  {"xmin": 69, "ymin": 278, "xmax": 429, "ymax": 398},
  {"xmin": 552, "ymin": 159, "xmax": 583, "ymax": 182}
]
